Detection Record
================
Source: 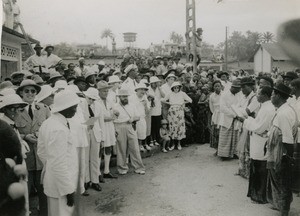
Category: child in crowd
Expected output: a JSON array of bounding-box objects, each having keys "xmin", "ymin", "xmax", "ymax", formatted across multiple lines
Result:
[{"xmin": 159, "ymin": 119, "xmax": 171, "ymax": 153}]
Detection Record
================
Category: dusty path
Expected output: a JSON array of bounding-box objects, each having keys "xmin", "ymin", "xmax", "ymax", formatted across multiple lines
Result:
[{"xmin": 80, "ymin": 144, "xmax": 300, "ymax": 216}]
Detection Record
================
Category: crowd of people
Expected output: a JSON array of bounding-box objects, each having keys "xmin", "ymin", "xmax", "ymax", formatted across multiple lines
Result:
[{"xmin": 0, "ymin": 43, "xmax": 300, "ymax": 216}]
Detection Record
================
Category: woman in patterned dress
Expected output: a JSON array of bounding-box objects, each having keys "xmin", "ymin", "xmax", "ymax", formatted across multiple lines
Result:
[{"xmin": 161, "ymin": 82, "xmax": 192, "ymax": 150}]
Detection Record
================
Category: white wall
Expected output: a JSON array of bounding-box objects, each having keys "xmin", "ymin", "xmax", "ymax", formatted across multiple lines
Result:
[{"xmin": 254, "ymin": 47, "xmax": 272, "ymax": 74}]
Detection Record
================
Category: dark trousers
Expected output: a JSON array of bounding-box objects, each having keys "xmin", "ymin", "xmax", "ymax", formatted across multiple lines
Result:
[
  {"xmin": 28, "ymin": 170, "xmax": 47, "ymax": 216},
  {"xmin": 247, "ymin": 159, "xmax": 268, "ymax": 204},
  {"xmin": 151, "ymin": 115, "xmax": 161, "ymax": 142},
  {"xmin": 267, "ymin": 156, "xmax": 293, "ymax": 213}
]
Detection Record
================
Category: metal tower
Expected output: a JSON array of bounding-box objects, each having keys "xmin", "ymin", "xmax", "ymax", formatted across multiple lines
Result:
[{"xmin": 186, "ymin": 0, "xmax": 197, "ymax": 71}]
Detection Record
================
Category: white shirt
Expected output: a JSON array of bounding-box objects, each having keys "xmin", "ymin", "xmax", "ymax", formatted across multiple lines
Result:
[
  {"xmin": 294, "ymin": 97, "xmax": 300, "ymax": 143},
  {"xmin": 219, "ymin": 90, "xmax": 242, "ymax": 129},
  {"xmin": 24, "ymin": 54, "xmax": 47, "ymax": 73},
  {"xmin": 113, "ymin": 102, "xmax": 139, "ymax": 124},
  {"xmin": 273, "ymin": 102, "xmax": 297, "ymax": 144},
  {"xmin": 37, "ymin": 113, "xmax": 78, "ymax": 198},
  {"xmin": 44, "ymin": 54, "xmax": 62, "ymax": 69},
  {"xmin": 74, "ymin": 65, "xmax": 89, "ymax": 77},
  {"xmin": 148, "ymin": 87, "xmax": 163, "ymax": 116},
  {"xmin": 209, "ymin": 92, "xmax": 222, "ymax": 125},
  {"xmin": 161, "ymin": 83, "xmax": 172, "ymax": 97},
  {"xmin": 161, "ymin": 91, "xmax": 192, "ymax": 106},
  {"xmin": 129, "ymin": 94, "xmax": 149, "ymax": 118},
  {"xmin": 244, "ymin": 100, "xmax": 275, "ymax": 160}
]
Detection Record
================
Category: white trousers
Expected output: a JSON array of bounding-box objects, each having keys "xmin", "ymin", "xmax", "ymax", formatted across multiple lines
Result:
[
  {"xmin": 85, "ymin": 129, "xmax": 100, "ymax": 183},
  {"xmin": 47, "ymin": 196, "xmax": 73, "ymax": 216},
  {"xmin": 77, "ymin": 147, "xmax": 86, "ymax": 194}
]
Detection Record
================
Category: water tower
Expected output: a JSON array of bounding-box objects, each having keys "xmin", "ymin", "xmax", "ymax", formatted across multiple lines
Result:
[{"xmin": 123, "ymin": 32, "xmax": 137, "ymax": 48}]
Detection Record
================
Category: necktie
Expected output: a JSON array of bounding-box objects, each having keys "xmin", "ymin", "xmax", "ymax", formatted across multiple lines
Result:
[
  {"xmin": 28, "ymin": 105, "xmax": 33, "ymax": 119},
  {"xmin": 88, "ymin": 105, "xmax": 94, "ymax": 118},
  {"xmin": 66, "ymin": 121, "xmax": 70, "ymax": 129}
]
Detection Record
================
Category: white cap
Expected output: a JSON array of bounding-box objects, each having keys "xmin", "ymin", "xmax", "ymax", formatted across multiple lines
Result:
[
  {"xmin": 108, "ymin": 75, "xmax": 122, "ymax": 84},
  {"xmin": 51, "ymin": 90, "xmax": 80, "ymax": 113},
  {"xmin": 170, "ymin": 81, "xmax": 182, "ymax": 89},
  {"xmin": 35, "ymin": 85, "xmax": 54, "ymax": 103},
  {"xmin": 84, "ymin": 87, "xmax": 100, "ymax": 100},
  {"xmin": 0, "ymin": 94, "xmax": 28, "ymax": 110}
]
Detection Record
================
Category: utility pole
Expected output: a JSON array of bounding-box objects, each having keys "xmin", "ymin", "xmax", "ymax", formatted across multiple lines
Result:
[
  {"xmin": 186, "ymin": 0, "xmax": 197, "ymax": 73},
  {"xmin": 225, "ymin": 26, "xmax": 228, "ymax": 71}
]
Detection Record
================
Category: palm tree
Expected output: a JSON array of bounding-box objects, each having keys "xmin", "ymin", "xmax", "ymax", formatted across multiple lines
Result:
[
  {"xmin": 101, "ymin": 29, "xmax": 114, "ymax": 48},
  {"xmin": 262, "ymin": 31, "xmax": 274, "ymax": 43}
]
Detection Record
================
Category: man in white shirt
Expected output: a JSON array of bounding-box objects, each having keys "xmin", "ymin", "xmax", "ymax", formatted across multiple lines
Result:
[
  {"xmin": 113, "ymin": 89, "xmax": 145, "ymax": 175},
  {"xmin": 217, "ymin": 79, "xmax": 242, "ymax": 159},
  {"xmin": 121, "ymin": 64, "xmax": 138, "ymax": 95},
  {"xmin": 24, "ymin": 44, "xmax": 47, "ymax": 74},
  {"xmin": 44, "ymin": 45, "xmax": 62, "ymax": 70},
  {"xmin": 74, "ymin": 58, "xmax": 89, "ymax": 77},
  {"xmin": 37, "ymin": 90, "xmax": 80, "ymax": 216},
  {"xmin": 241, "ymin": 86, "xmax": 275, "ymax": 204}
]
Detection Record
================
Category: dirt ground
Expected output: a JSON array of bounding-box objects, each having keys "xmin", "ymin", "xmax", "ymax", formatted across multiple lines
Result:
[{"xmin": 77, "ymin": 144, "xmax": 300, "ymax": 216}]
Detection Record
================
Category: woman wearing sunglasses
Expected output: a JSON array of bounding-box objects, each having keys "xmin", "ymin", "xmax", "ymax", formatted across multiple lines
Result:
[
  {"xmin": 15, "ymin": 79, "xmax": 51, "ymax": 215},
  {"xmin": 161, "ymin": 81, "xmax": 192, "ymax": 151}
]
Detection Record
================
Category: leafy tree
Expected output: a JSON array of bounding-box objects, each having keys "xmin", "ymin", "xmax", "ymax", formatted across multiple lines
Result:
[
  {"xmin": 101, "ymin": 29, "xmax": 114, "ymax": 48},
  {"xmin": 227, "ymin": 31, "xmax": 248, "ymax": 65},
  {"xmin": 170, "ymin": 31, "xmax": 184, "ymax": 44},
  {"xmin": 52, "ymin": 42, "xmax": 77, "ymax": 57}
]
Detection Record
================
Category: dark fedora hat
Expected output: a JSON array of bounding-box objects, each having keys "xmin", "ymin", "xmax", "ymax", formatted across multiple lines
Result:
[
  {"xmin": 282, "ymin": 71, "xmax": 298, "ymax": 80},
  {"xmin": 273, "ymin": 83, "xmax": 292, "ymax": 97},
  {"xmin": 34, "ymin": 43, "xmax": 43, "ymax": 50},
  {"xmin": 240, "ymin": 77, "xmax": 255, "ymax": 86}
]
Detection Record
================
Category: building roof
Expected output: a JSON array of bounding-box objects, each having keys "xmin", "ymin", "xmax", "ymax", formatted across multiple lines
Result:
[
  {"xmin": 249, "ymin": 43, "xmax": 291, "ymax": 62},
  {"xmin": 2, "ymin": 26, "xmax": 39, "ymax": 44}
]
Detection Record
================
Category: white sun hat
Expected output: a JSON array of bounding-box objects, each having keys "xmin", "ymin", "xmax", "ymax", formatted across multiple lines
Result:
[
  {"xmin": 35, "ymin": 85, "xmax": 54, "ymax": 103},
  {"xmin": 0, "ymin": 88, "xmax": 16, "ymax": 96},
  {"xmin": 49, "ymin": 71, "xmax": 62, "ymax": 81},
  {"xmin": 84, "ymin": 87, "xmax": 100, "ymax": 100},
  {"xmin": 124, "ymin": 64, "xmax": 138, "ymax": 74},
  {"xmin": 53, "ymin": 80, "xmax": 68, "ymax": 90},
  {"xmin": 170, "ymin": 81, "xmax": 182, "ymax": 90},
  {"xmin": 149, "ymin": 76, "xmax": 161, "ymax": 84},
  {"xmin": 135, "ymin": 83, "xmax": 148, "ymax": 91},
  {"xmin": 0, "ymin": 94, "xmax": 28, "ymax": 110},
  {"xmin": 65, "ymin": 84, "xmax": 81, "ymax": 94},
  {"xmin": 97, "ymin": 60, "xmax": 105, "ymax": 66},
  {"xmin": 51, "ymin": 90, "xmax": 80, "ymax": 113},
  {"xmin": 108, "ymin": 75, "xmax": 122, "ymax": 84},
  {"xmin": 84, "ymin": 69, "xmax": 97, "ymax": 79}
]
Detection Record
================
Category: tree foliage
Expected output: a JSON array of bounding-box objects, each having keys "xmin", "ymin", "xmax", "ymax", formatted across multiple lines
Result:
[
  {"xmin": 170, "ymin": 31, "xmax": 184, "ymax": 44},
  {"xmin": 52, "ymin": 42, "xmax": 77, "ymax": 57}
]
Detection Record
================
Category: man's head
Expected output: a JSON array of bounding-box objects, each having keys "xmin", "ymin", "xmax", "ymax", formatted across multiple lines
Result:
[
  {"xmin": 34, "ymin": 44, "xmax": 43, "ymax": 55},
  {"xmin": 68, "ymin": 63, "xmax": 75, "ymax": 71},
  {"xmin": 271, "ymin": 83, "xmax": 291, "ymax": 108},
  {"xmin": 240, "ymin": 77, "xmax": 255, "ymax": 96},
  {"xmin": 230, "ymin": 79, "xmax": 241, "ymax": 95},
  {"xmin": 53, "ymin": 90, "xmax": 80, "ymax": 118},
  {"xmin": 259, "ymin": 76, "xmax": 274, "ymax": 88},
  {"xmin": 220, "ymin": 72, "xmax": 229, "ymax": 81},
  {"xmin": 290, "ymin": 78, "xmax": 300, "ymax": 97},
  {"xmin": 97, "ymin": 81, "xmax": 111, "ymax": 100},
  {"xmin": 185, "ymin": 73, "xmax": 191, "ymax": 83},
  {"xmin": 152, "ymin": 59, "xmax": 158, "ymax": 67},
  {"xmin": 45, "ymin": 46, "xmax": 54, "ymax": 55},
  {"xmin": 257, "ymin": 86, "xmax": 272, "ymax": 103},
  {"xmin": 59, "ymin": 105, "xmax": 78, "ymax": 118},
  {"xmin": 78, "ymin": 58, "xmax": 85, "ymax": 65},
  {"xmin": 163, "ymin": 57, "xmax": 168, "ymax": 65},
  {"xmin": 97, "ymin": 61, "xmax": 105, "ymax": 72},
  {"xmin": 282, "ymin": 71, "xmax": 298, "ymax": 86},
  {"xmin": 119, "ymin": 95, "xmax": 128, "ymax": 105}
]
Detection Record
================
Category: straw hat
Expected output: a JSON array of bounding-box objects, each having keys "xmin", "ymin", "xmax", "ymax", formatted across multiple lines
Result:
[
  {"xmin": 51, "ymin": 90, "xmax": 80, "ymax": 113},
  {"xmin": 10, "ymin": 71, "xmax": 24, "ymax": 79},
  {"xmin": 35, "ymin": 85, "xmax": 54, "ymax": 103},
  {"xmin": 170, "ymin": 81, "xmax": 182, "ymax": 90},
  {"xmin": 0, "ymin": 94, "xmax": 28, "ymax": 110},
  {"xmin": 117, "ymin": 89, "xmax": 130, "ymax": 96},
  {"xmin": 16, "ymin": 80, "xmax": 41, "ymax": 95},
  {"xmin": 149, "ymin": 76, "xmax": 160, "ymax": 84},
  {"xmin": 108, "ymin": 75, "xmax": 122, "ymax": 84},
  {"xmin": 135, "ymin": 83, "xmax": 148, "ymax": 91},
  {"xmin": 231, "ymin": 79, "xmax": 241, "ymax": 88},
  {"xmin": 84, "ymin": 87, "xmax": 100, "ymax": 100}
]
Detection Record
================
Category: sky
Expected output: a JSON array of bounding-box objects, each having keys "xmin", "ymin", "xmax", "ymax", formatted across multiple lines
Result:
[{"xmin": 14, "ymin": 0, "xmax": 300, "ymax": 48}]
